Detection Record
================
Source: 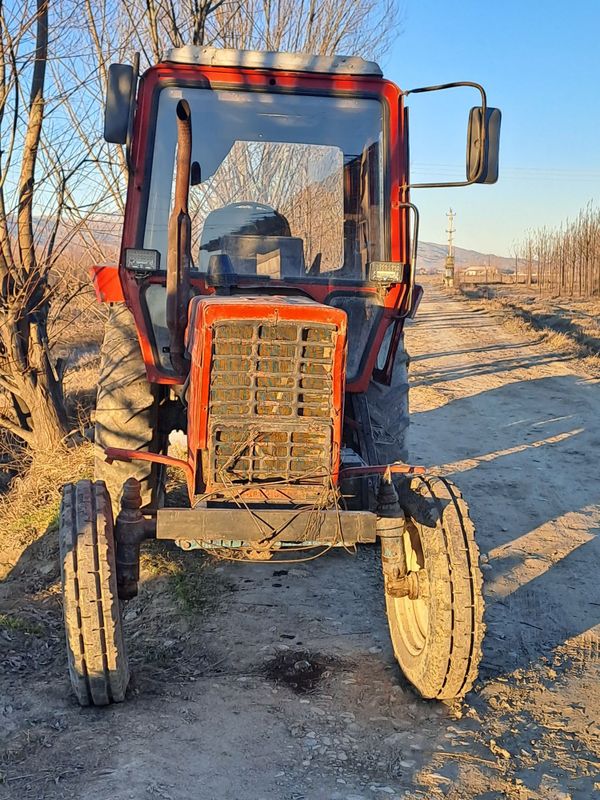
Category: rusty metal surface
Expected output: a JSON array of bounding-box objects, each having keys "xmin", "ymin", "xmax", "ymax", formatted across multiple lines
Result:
[
  {"xmin": 384, "ymin": 570, "xmax": 427, "ymax": 600},
  {"xmin": 377, "ymin": 513, "xmax": 427, "ymax": 599},
  {"xmin": 114, "ymin": 478, "xmax": 148, "ymax": 600},
  {"xmin": 208, "ymin": 421, "xmax": 332, "ymax": 485},
  {"xmin": 204, "ymin": 318, "xmax": 338, "ymax": 495},
  {"xmin": 156, "ymin": 507, "xmax": 377, "ymax": 544},
  {"xmin": 340, "ymin": 464, "xmax": 426, "ymax": 478},
  {"xmin": 104, "ymin": 446, "xmax": 193, "ymax": 483}
]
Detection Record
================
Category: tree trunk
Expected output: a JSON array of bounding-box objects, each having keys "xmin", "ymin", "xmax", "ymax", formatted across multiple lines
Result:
[
  {"xmin": 7, "ymin": 315, "xmax": 69, "ymax": 452},
  {"xmin": 0, "ymin": 0, "xmax": 70, "ymax": 454},
  {"xmin": 25, "ymin": 381, "xmax": 68, "ymax": 451}
]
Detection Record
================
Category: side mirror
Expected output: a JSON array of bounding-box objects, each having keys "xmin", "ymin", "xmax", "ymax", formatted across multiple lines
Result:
[
  {"xmin": 467, "ymin": 106, "xmax": 501, "ymax": 184},
  {"xmin": 405, "ymin": 81, "xmax": 501, "ymax": 189},
  {"xmin": 104, "ymin": 63, "xmax": 136, "ymax": 144}
]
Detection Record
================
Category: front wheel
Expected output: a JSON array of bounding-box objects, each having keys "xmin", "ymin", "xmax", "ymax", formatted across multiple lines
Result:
[
  {"xmin": 384, "ymin": 475, "xmax": 484, "ymax": 699},
  {"xmin": 59, "ymin": 480, "xmax": 129, "ymax": 705}
]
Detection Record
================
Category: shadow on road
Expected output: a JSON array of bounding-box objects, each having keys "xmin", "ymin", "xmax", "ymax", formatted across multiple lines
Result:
[
  {"xmin": 412, "ymin": 374, "xmax": 600, "ymax": 681},
  {"xmin": 411, "ymin": 348, "xmax": 574, "ymax": 388}
]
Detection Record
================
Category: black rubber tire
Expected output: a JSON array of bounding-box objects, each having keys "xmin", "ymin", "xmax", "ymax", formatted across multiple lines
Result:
[
  {"xmin": 384, "ymin": 475, "xmax": 485, "ymax": 700},
  {"xmin": 59, "ymin": 480, "xmax": 129, "ymax": 706},
  {"xmin": 367, "ymin": 336, "xmax": 409, "ymax": 464},
  {"xmin": 94, "ymin": 304, "xmax": 165, "ymax": 510}
]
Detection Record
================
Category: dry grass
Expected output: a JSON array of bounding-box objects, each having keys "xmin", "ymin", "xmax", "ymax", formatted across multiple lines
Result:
[
  {"xmin": 0, "ymin": 269, "xmax": 103, "ymax": 576},
  {"xmin": 0, "ymin": 441, "xmax": 94, "ymax": 578},
  {"xmin": 0, "ymin": 260, "xmax": 102, "ymax": 546},
  {"xmin": 141, "ymin": 543, "xmax": 225, "ymax": 616},
  {"xmin": 458, "ymin": 285, "xmax": 600, "ymax": 374}
]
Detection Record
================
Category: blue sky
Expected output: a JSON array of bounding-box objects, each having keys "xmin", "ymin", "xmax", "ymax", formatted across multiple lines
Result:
[{"xmin": 381, "ymin": 0, "xmax": 600, "ymax": 255}]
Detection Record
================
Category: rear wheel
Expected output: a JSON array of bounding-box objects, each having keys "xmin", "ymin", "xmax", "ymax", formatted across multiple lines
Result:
[
  {"xmin": 59, "ymin": 480, "xmax": 129, "ymax": 705},
  {"xmin": 94, "ymin": 304, "xmax": 166, "ymax": 510},
  {"xmin": 367, "ymin": 335, "xmax": 409, "ymax": 463},
  {"xmin": 384, "ymin": 475, "xmax": 484, "ymax": 699}
]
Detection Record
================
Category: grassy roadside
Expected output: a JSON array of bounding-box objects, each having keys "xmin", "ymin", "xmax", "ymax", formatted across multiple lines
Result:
[
  {"xmin": 0, "ymin": 442, "xmax": 94, "ymax": 580},
  {"xmin": 456, "ymin": 284, "xmax": 600, "ymax": 375}
]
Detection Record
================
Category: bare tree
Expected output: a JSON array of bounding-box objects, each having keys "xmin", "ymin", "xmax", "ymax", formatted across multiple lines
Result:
[
  {"xmin": 63, "ymin": 0, "xmax": 402, "ymax": 222},
  {"xmin": 0, "ymin": 0, "xmax": 99, "ymax": 450},
  {"xmin": 518, "ymin": 203, "xmax": 600, "ymax": 298},
  {"xmin": 115, "ymin": 0, "xmax": 400, "ymax": 62}
]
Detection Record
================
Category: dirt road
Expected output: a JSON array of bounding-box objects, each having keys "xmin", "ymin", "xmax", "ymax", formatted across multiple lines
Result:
[{"xmin": 1, "ymin": 283, "xmax": 599, "ymax": 799}]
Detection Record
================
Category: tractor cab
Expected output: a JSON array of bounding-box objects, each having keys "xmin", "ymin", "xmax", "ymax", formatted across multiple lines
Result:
[{"xmin": 98, "ymin": 47, "xmax": 412, "ymax": 391}]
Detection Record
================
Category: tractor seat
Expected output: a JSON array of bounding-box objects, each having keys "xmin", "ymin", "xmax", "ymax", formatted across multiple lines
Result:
[
  {"xmin": 218, "ymin": 234, "xmax": 305, "ymax": 278},
  {"xmin": 199, "ymin": 201, "xmax": 305, "ymax": 277}
]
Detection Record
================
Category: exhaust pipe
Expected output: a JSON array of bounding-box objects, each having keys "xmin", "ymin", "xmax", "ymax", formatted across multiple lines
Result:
[{"xmin": 166, "ymin": 99, "xmax": 192, "ymax": 375}]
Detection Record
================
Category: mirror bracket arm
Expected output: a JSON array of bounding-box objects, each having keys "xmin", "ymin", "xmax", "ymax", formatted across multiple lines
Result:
[
  {"xmin": 125, "ymin": 53, "xmax": 140, "ymax": 175},
  {"xmin": 396, "ymin": 202, "xmax": 420, "ymax": 315},
  {"xmin": 403, "ymin": 80, "xmax": 488, "ymax": 189}
]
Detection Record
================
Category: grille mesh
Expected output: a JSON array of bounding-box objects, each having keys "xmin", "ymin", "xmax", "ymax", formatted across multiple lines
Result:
[{"xmin": 208, "ymin": 320, "xmax": 336, "ymax": 485}]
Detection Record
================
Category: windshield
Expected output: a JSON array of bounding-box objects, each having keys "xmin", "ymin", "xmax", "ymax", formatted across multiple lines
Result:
[{"xmin": 144, "ymin": 87, "xmax": 387, "ymax": 283}]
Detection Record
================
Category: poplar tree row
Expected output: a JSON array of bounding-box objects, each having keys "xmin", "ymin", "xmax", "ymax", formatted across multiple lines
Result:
[{"xmin": 518, "ymin": 204, "xmax": 600, "ymax": 297}]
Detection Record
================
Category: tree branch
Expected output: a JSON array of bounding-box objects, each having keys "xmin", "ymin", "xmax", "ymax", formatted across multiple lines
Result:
[
  {"xmin": 16, "ymin": 0, "xmax": 49, "ymax": 278},
  {"xmin": 0, "ymin": 411, "xmax": 34, "ymax": 444}
]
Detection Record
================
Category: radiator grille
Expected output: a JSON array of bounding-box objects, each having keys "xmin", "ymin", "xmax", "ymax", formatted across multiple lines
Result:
[{"xmin": 208, "ymin": 320, "xmax": 337, "ymax": 486}]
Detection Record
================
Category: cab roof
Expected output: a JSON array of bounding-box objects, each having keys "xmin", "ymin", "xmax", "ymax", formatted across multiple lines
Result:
[{"xmin": 163, "ymin": 46, "xmax": 383, "ymax": 77}]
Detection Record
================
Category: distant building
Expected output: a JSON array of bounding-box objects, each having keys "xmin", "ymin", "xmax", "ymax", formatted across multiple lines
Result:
[{"xmin": 459, "ymin": 265, "xmax": 501, "ymax": 284}]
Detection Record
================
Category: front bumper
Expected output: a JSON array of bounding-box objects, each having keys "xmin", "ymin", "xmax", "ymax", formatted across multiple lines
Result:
[{"xmin": 156, "ymin": 506, "xmax": 377, "ymax": 546}]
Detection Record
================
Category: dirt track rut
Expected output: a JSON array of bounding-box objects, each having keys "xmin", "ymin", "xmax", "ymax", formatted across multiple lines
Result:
[{"xmin": 1, "ymin": 282, "xmax": 599, "ymax": 799}]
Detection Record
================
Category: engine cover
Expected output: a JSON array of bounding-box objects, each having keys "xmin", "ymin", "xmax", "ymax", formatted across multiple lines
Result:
[{"xmin": 185, "ymin": 295, "xmax": 347, "ymax": 501}]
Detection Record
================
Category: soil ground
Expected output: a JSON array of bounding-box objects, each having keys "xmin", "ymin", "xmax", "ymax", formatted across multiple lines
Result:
[{"xmin": 1, "ymin": 281, "xmax": 599, "ymax": 799}]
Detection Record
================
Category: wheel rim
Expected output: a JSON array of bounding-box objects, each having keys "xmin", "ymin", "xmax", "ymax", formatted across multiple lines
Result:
[{"xmin": 389, "ymin": 524, "xmax": 429, "ymax": 656}]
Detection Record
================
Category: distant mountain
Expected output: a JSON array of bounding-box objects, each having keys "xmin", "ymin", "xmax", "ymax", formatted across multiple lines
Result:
[{"xmin": 417, "ymin": 241, "xmax": 515, "ymax": 273}]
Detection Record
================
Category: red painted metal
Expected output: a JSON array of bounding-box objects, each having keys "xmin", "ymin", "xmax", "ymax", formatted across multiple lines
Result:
[
  {"xmin": 185, "ymin": 295, "xmax": 347, "ymax": 496},
  {"xmin": 96, "ymin": 60, "xmax": 415, "ymax": 501},
  {"xmin": 90, "ymin": 265, "xmax": 125, "ymax": 303},
  {"xmin": 104, "ymin": 446, "xmax": 194, "ymax": 485}
]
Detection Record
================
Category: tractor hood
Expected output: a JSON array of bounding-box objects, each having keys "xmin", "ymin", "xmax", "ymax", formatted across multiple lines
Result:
[{"xmin": 184, "ymin": 294, "xmax": 347, "ymax": 499}]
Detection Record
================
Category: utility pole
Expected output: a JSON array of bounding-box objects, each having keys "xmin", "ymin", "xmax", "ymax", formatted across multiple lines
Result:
[{"xmin": 443, "ymin": 208, "xmax": 456, "ymax": 288}]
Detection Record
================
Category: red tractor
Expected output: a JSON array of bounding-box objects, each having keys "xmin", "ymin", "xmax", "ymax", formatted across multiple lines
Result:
[{"xmin": 59, "ymin": 47, "xmax": 500, "ymax": 706}]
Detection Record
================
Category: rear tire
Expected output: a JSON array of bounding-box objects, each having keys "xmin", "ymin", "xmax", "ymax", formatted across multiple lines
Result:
[
  {"xmin": 59, "ymin": 480, "xmax": 129, "ymax": 706},
  {"xmin": 94, "ymin": 304, "xmax": 166, "ymax": 510},
  {"xmin": 384, "ymin": 475, "xmax": 484, "ymax": 699},
  {"xmin": 367, "ymin": 335, "xmax": 409, "ymax": 463}
]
